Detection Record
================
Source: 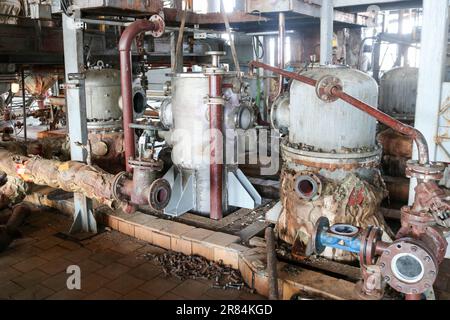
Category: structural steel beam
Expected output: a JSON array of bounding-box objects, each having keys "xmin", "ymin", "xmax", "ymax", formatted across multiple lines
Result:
[{"xmin": 62, "ymin": 11, "xmax": 97, "ymax": 234}]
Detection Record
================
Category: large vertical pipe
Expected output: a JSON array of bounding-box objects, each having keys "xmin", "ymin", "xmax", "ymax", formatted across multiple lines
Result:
[
  {"xmin": 276, "ymin": 12, "xmax": 286, "ymax": 99},
  {"xmin": 119, "ymin": 19, "xmax": 164, "ymax": 172},
  {"xmin": 320, "ymin": 0, "xmax": 334, "ymax": 65},
  {"xmin": 208, "ymin": 73, "xmax": 223, "ymax": 220}
]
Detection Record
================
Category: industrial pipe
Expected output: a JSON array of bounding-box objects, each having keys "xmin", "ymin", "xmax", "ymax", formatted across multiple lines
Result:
[
  {"xmin": 275, "ymin": 12, "xmax": 285, "ymax": 99},
  {"xmin": 330, "ymin": 89, "xmax": 429, "ymax": 165},
  {"xmin": 0, "ymin": 148, "xmax": 171, "ymax": 213},
  {"xmin": 119, "ymin": 16, "xmax": 165, "ymax": 172},
  {"xmin": 208, "ymin": 72, "xmax": 224, "ymax": 221},
  {"xmin": 0, "ymin": 148, "xmax": 128, "ymax": 205},
  {"xmin": 249, "ymin": 61, "xmax": 430, "ymax": 165}
]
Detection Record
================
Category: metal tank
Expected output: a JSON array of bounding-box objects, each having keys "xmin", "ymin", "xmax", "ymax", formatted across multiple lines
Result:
[
  {"xmin": 379, "ymin": 67, "xmax": 418, "ymax": 120},
  {"xmin": 160, "ymin": 67, "xmax": 261, "ymax": 217},
  {"xmin": 290, "ymin": 67, "xmax": 378, "ymax": 152},
  {"xmin": 0, "ymin": 0, "xmax": 21, "ymax": 24},
  {"xmin": 272, "ymin": 66, "xmax": 391, "ymax": 262},
  {"xmin": 85, "ymin": 67, "xmax": 122, "ymax": 130},
  {"xmin": 84, "ymin": 66, "xmax": 124, "ymax": 173}
]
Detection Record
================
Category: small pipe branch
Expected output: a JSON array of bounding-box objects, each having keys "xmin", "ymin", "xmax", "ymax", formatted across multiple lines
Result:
[{"xmin": 119, "ymin": 18, "xmax": 164, "ymax": 172}]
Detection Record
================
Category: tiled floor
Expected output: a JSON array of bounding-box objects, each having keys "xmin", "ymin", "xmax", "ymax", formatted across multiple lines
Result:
[
  {"xmin": 0, "ymin": 208, "xmax": 266, "ymax": 300},
  {"xmin": 2, "ymin": 207, "xmax": 449, "ymax": 300}
]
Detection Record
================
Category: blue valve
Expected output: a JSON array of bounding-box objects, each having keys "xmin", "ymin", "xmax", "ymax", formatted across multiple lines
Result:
[{"xmin": 311, "ymin": 217, "xmax": 362, "ymax": 255}]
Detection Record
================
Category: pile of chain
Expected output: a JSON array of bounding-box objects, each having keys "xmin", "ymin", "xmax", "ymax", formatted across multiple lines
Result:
[{"xmin": 143, "ymin": 251, "xmax": 254, "ymax": 292}]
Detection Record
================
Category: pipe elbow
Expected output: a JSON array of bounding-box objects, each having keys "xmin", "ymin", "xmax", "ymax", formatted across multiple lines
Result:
[
  {"xmin": 119, "ymin": 20, "xmax": 154, "ymax": 52},
  {"xmin": 118, "ymin": 16, "xmax": 165, "ymax": 52}
]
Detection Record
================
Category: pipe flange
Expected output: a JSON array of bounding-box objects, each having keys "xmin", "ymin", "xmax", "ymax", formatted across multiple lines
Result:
[
  {"xmin": 315, "ymin": 75, "xmax": 343, "ymax": 103},
  {"xmin": 148, "ymin": 15, "xmax": 165, "ymax": 38},
  {"xmin": 234, "ymin": 105, "xmax": 256, "ymax": 130},
  {"xmin": 360, "ymin": 226, "xmax": 383, "ymax": 266},
  {"xmin": 294, "ymin": 172, "xmax": 322, "ymax": 201},
  {"xmin": 270, "ymin": 94, "xmax": 290, "ymax": 133},
  {"xmin": 311, "ymin": 216, "xmax": 330, "ymax": 255},
  {"xmin": 379, "ymin": 238, "xmax": 438, "ymax": 295},
  {"xmin": 405, "ymin": 161, "xmax": 445, "ymax": 181},
  {"xmin": 128, "ymin": 158, "xmax": 164, "ymax": 172},
  {"xmin": 112, "ymin": 171, "xmax": 131, "ymax": 202},
  {"xmin": 147, "ymin": 178, "xmax": 171, "ymax": 211}
]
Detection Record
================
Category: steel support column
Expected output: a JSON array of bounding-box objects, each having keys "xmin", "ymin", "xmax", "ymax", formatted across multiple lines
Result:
[
  {"xmin": 320, "ymin": 0, "xmax": 334, "ymax": 65},
  {"xmin": 62, "ymin": 12, "xmax": 97, "ymax": 234},
  {"xmin": 409, "ymin": 0, "xmax": 449, "ymax": 204}
]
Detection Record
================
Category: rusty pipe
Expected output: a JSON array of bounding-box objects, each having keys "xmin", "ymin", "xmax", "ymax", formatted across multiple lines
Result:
[
  {"xmin": 331, "ymin": 89, "xmax": 429, "ymax": 165},
  {"xmin": 119, "ymin": 18, "xmax": 164, "ymax": 172},
  {"xmin": 249, "ymin": 61, "xmax": 430, "ymax": 165},
  {"xmin": 0, "ymin": 148, "xmax": 132, "ymax": 206},
  {"xmin": 0, "ymin": 148, "xmax": 170, "ymax": 214},
  {"xmin": 208, "ymin": 73, "xmax": 224, "ymax": 221}
]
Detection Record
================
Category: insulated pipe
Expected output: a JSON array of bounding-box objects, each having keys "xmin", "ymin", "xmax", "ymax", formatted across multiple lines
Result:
[
  {"xmin": 248, "ymin": 61, "xmax": 430, "ymax": 165},
  {"xmin": 119, "ymin": 18, "xmax": 164, "ymax": 172},
  {"xmin": 0, "ymin": 148, "xmax": 132, "ymax": 206},
  {"xmin": 208, "ymin": 73, "xmax": 224, "ymax": 220}
]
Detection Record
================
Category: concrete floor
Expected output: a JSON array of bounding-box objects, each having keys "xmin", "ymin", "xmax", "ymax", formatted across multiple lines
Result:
[{"xmin": 0, "ymin": 208, "xmax": 266, "ymax": 300}]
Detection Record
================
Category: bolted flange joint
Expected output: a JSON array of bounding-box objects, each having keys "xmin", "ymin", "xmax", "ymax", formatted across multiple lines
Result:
[{"xmin": 315, "ymin": 75, "xmax": 343, "ymax": 103}]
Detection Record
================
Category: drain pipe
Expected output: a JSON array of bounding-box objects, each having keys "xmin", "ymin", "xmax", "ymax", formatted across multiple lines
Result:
[
  {"xmin": 119, "ymin": 16, "xmax": 165, "ymax": 172},
  {"xmin": 249, "ymin": 61, "xmax": 430, "ymax": 166}
]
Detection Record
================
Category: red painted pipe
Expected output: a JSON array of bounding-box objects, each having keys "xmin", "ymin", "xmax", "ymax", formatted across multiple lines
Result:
[
  {"xmin": 119, "ymin": 19, "xmax": 163, "ymax": 172},
  {"xmin": 249, "ymin": 61, "xmax": 430, "ymax": 165},
  {"xmin": 208, "ymin": 74, "xmax": 224, "ymax": 221},
  {"xmin": 331, "ymin": 89, "xmax": 429, "ymax": 165}
]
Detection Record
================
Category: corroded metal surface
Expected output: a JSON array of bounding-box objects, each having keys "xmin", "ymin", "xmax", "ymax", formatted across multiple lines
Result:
[
  {"xmin": 0, "ymin": 148, "xmax": 119, "ymax": 206},
  {"xmin": 278, "ymin": 168, "xmax": 390, "ymax": 262}
]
